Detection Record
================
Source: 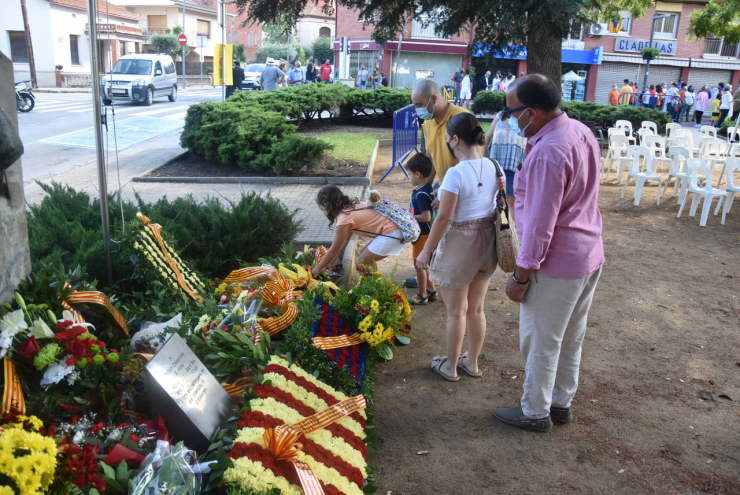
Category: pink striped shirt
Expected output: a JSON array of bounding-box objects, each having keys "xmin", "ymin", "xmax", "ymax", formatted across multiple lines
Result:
[{"xmin": 513, "ymin": 112, "xmax": 604, "ymax": 279}]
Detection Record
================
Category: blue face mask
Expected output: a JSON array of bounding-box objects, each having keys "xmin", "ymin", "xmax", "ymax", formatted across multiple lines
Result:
[{"xmin": 416, "ymin": 96, "xmax": 436, "ymax": 120}]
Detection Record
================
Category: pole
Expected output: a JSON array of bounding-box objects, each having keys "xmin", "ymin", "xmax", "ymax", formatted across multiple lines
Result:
[
  {"xmin": 221, "ymin": 0, "xmax": 226, "ymax": 102},
  {"xmin": 392, "ymin": 21, "xmax": 405, "ymax": 88},
  {"xmin": 86, "ymin": 0, "xmax": 113, "ymax": 286},
  {"xmin": 19, "ymin": 0, "xmax": 37, "ymax": 89},
  {"xmin": 200, "ymin": 39, "xmax": 203, "ymax": 87},
  {"xmin": 182, "ymin": 0, "xmax": 186, "ymax": 90},
  {"xmin": 641, "ymin": 19, "xmax": 656, "ymax": 94},
  {"xmin": 287, "ymin": 26, "xmax": 291, "ymax": 68}
]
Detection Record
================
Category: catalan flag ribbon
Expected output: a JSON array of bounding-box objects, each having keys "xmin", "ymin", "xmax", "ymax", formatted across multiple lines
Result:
[
  {"xmin": 59, "ymin": 282, "xmax": 129, "ymax": 334},
  {"xmin": 2, "ymin": 359, "xmax": 25, "ymax": 414}
]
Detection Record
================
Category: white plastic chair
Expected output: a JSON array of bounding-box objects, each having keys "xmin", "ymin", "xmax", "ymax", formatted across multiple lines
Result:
[
  {"xmin": 621, "ymin": 146, "xmax": 663, "ymax": 206},
  {"xmin": 675, "ymin": 129, "xmax": 701, "ymax": 157},
  {"xmin": 665, "ymin": 123, "xmax": 682, "ymax": 146},
  {"xmin": 637, "ymin": 127, "xmax": 656, "ymax": 147},
  {"xmin": 661, "ymin": 146, "xmax": 691, "ymax": 203},
  {"xmin": 714, "ymin": 158, "xmax": 740, "ymax": 224},
  {"xmin": 641, "ymin": 121, "xmax": 658, "ymax": 135},
  {"xmin": 615, "ymin": 120, "xmax": 636, "ymax": 145},
  {"xmin": 644, "ymin": 135, "xmax": 671, "ymax": 172},
  {"xmin": 726, "ymin": 126, "xmax": 739, "ymax": 160},
  {"xmin": 677, "ymin": 159, "xmax": 728, "ymax": 226},
  {"xmin": 700, "ymin": 136, "xmax": 726, "ymax": 181},
  {"xmin": 603, "ymin": 135, "xmax": 631, "ymax": 184},
  {"xmin": 700, "ymin": 125, "xmax": 718, "ymax": 139}
]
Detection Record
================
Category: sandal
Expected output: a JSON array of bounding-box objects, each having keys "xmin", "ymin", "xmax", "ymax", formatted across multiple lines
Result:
[
  {"xmin": 431, "ymin": 356, "xmax": 459, "ymax": 382},
  {"xmin": 426, "ymin": 290, "xmax": 439, "ymax": 302},
  {"xmin": 457, "ymin": 352, "xmax": 483, "ymax": 378},
  {"xmin": 410, "ymin": 294, "xmax": 428, "ymax": 305}
]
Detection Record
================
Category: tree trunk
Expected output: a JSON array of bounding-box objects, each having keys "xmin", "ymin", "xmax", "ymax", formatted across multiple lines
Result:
[{"xmin": 526, "ymin": 30, "xmax": 562, "ymax": 90}]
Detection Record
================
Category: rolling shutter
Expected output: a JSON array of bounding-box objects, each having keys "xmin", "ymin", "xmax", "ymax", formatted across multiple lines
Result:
[
  {"xmin": 686, "ymin": 68, "xmax": 731, "ymax": 91},
  {"xmin": 595, "ymin": 63, "xmax": 641, "ymax": 104},
  {"xmin": 636, "ymin": 65, "xmax": 681, "ymax": 92}
]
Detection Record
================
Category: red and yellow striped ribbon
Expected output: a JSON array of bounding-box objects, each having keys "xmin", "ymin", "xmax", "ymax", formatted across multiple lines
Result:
[
  {"xmin": 222, "ymin": 383, "xmax": 245, "ymax": 400},
  {"xmin": 253, "ymin": 304, "xmax": 298, "ymax": 338},
  {"xmin": 262, "ymin": 395, "xmax": 366, "ymax": 495},
  {"xmin": 2, "ymin": 358, "xmax": 25, "ymax": 414},
  {"xmin": 60, "ymin": 283, "xmax": 129, "ymax": 334},
  {"xmin": 224, "ymin": 266, "xmax": 278, "ymax": 284},
  {"xmin": 312, "ymin": 333, "xmax": 366, "ymax": 350},
  {"xmin": 137, "ymin": 213, "xmax": 202, "ymax": 303}
]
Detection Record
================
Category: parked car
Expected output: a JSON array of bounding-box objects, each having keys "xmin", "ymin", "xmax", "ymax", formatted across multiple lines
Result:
[
  {"xmin": 243, "ymin": 63, "xmax": 267, "ymax": 90},
  {"xmin": 100, "ymin": 53, "xmax": 178, "ymax": 106}
]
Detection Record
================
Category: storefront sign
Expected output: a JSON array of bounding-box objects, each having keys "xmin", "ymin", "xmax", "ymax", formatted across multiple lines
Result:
[
  {"xmin": 332, "ymin": 39, "xmax": 380, "ymax": 51},
  {"xmin": 145, "ymin": 333, "xmax": 235, "ymax": 453},
  {"xmin": 615, "ymin": 38, "xmax": 677, "ymax": 55},
  {"xmin": 416, "ymin": 70, "xmax": 434, "ymax": 79}
]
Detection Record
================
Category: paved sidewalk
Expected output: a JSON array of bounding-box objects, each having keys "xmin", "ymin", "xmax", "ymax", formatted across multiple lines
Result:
[
  {"xmin": 35, "ymin": 85, "xmax": 217, "ymax": 93},
  {"xmin": 23, "ymin": 128, "xmax": 360, "ymax": 245}
]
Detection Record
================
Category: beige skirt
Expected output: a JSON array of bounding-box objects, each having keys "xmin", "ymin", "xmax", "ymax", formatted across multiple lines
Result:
[{"xmin": 429, "ymin": 217, "xmax": 497, "ymax": 290}]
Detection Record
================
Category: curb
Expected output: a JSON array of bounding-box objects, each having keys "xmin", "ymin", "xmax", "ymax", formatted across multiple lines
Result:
[
  {"xmin": 131, "ymin": 176, "xmax": 371, "ymax": 185},
  {"xmin": 136, "ymin": 151, "xmax": 189, "ymax": 178},
  {"xmin": 35, "ymin": 88, "xmax": 92, "ymax": 93}
]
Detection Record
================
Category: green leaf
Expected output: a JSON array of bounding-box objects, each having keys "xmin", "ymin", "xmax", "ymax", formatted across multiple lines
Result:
[
  {"xmin": 378, "ymin": 345, "xmax": 393, "ymax": 360},
  {"xmin": 116, "ymin": 460, "xmax": 128, "ymax": 481},
  {"xmin": 99, "ymin": 461, "xmax": 116, "ymax": 480}
]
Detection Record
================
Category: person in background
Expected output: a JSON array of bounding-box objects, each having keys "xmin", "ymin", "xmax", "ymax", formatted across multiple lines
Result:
[
  {"xmin": 480, "ymin": 70, "xmax": 492, "ymax": 92},
  {"xmin": 608, "ymin": 85, "xmax": 620, "ymax": 106},
  {"xmin": 379, "ymin": 72, "xmax": 389, "ymax": 87},
  {"xmin": 666, "ymin": 82, "xmax": 680, "ymax": 120},
  {"xmin": 319, "ymin": 59, "xmax": 333, "ymax": 83},
  {"xmin": 519, "ymin": 71, "xmax": 526, "ymax": 78},
  {"xmin": 694, "ymin": 86, "xmax": 709, "ymax": 127},
  {"xmin": 415, "ymin": 113, "xmax": 499, "ymax": 382},
  {"xmin": 287, "ymin": 61, "xmax": 304, "ymax": 86},
  {"xmin": 499, "ymin": 76, "xmax": 507, "ymax": 92},
  {"xmin": 630, "ymin": 81, "xmax": 637, "ymax": 105},
  {"xmin": 655, "ymin": 85, "xmax": 664, "ymax": 112},
  {"xmin": 492, "ymin": 71, "xmax": 502, "ymax": 92},
  {"xmin": 659, "ymin": 83, "xmax": 667, "ymax": 111},
  {"xmin": 648, "ymin": 85, "xmax": 658, "ymax": 109},
  {"xmin": 680, "ymin": 86, "xmax": 695, "ymax": 122},
  {"xmin": 305, "ymin": 57, "xmax": 316, "ymax": 83},
  {"xmin": 677, "ymin": 83, "xmax": 687, "ymax": 120},
  {"xmin": 720, "ymin": 84, "xmax": 733, "ymax": 125},
  {"xmin": 370, "ymin": 69, "xmax": 380, "ymax": 89},
  {"xmin": 494, "ymin": 74, "xmax": 604, "ymax": 433},
  {"xmin": 641, "ymin": 85, "xmax": 653, "ymax": 107},
  {"xmin": 711, "ymin": 90, "xmax": 722, "ymax": 127},
  {"xmin": 452, "ymin": 66, "xmax": 464, "ymax": 104},
  {"xmin": 406, "ymin": 153, "xmax": 438, "ymax": 306},
  {"xmin": 733, "ymin": 88, "xmax": 740, "ymax": 128},
  {"xmin": 226, "ymin": 59, "xmax": 244, "ymax": 98},
  {"xmin": 460, "ymin": 69, "xmax": 472, "ymax": 110},
  {"xmin": 259, "ymin": 61, "xmax": 285, "ymax": 91},
  {"xmin": 505, "ymin": 73, "xmax": 516, "ymax": 90},
  {"xmin": 483, "ymin": 109, "xmax": 526, "ymax": 221},
  {"xmin": 356, "ymin": 65, "xmax": 369, "ymax": 89},
  {"xmin": 619, "ymin": 79, "xmax": 632, "ymax": 105}
]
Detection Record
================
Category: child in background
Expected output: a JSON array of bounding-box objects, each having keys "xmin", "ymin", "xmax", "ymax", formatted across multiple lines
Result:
[
  {"xmin": 406, "ymin": 154, "xmax": 438, "ymax": 305},
  {"xmin": 711, "ymin": 91, "xmax": 722, "ymax": 127}
]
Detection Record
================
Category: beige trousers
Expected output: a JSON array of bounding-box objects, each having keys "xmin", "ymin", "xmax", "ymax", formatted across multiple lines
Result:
[{"xmin": 519, "ymin": 266, "xmax": 602, "ymax": 419}]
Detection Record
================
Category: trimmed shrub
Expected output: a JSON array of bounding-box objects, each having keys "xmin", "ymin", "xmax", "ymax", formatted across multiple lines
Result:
[
  {"xmin": 471, "ymin": 90, "xmax": 505, "ymax": 115},
  {"xmin": 253, "ymin": 134, "xmax": 333, "ymax": 175},
  {"xmin": 345, "ymin": 87, "xmax": 413, "ymax": 117},
  {"xmin": 26, "ymin": 183, "xmax": 301, "ymax": 287},
  {"xmin": 312, "ymin": 36, "xmax": 334, "ymax": 64}
]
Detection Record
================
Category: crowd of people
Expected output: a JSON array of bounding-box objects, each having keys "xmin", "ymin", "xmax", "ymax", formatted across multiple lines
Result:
[
  {"xmin": 312, "ymin": 74, "xmax": 604, "ymax": 433},
  {"xmin": 450, "ymin": 68, "xmax": 520, "ymax": 109},
  {"xmin": 254, "ymin": 57, "xmax": 388, "ymax": 92},
  {"xmin": 609, "ymin": 78, "xmax": 740, "ymax": 128}
]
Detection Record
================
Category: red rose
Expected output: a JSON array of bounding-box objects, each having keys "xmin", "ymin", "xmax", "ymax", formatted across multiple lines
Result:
[
  {"xmin": 129, "ymin": 433, "xmax": 140, "ymax": 443},
  {"xmin": 16, "ymin": 336, "xmax": 41, "ymax": 359},
  {"xmin": 65, "ymin": 356, "xmax": 78, "ymax": 367},
  {"xmin": 98, "ymin": 341, "xmax": 106, "ymax": 349},
  {"xmin": 82, "ymin": 338, "xmax": 94, "ymax": 350},
  {"xmin": 55, "ymin": 326, "xmax": 86, "ymax": 342},
  {"xmin": 67, "ymin": 340, "xmax": 87, "ymax": 358},
  {"xmin": 90, "ymin": 421, "xmax": 106, "ymax": 434},
  {"xmin": 69, "ymin": 414, "xmax": 82, "ymax": 424}
]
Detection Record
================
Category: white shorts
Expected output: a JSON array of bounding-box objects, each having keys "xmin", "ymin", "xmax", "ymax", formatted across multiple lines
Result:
[
  {"xmin": 366, "ymin": 230, "xmax": 406, "ymax": 257},
  {"xmin": 460, "ymin": 90, "xmax": 472, "ymax": 99}
]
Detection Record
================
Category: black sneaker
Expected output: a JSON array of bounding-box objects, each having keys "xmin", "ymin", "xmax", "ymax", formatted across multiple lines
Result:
[
  {"xmin": 493, "ymin": 406, "xmax": 552, "ymax": 433},
  {"xmin": 550, "ymin": 406, "xmax": 573, "ymax": 424}
]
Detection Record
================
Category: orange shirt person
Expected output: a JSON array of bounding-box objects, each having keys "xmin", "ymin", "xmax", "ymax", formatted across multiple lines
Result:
[{"xmin": 609, "ymin": 85, "xmax": 620, "ymax": 106}]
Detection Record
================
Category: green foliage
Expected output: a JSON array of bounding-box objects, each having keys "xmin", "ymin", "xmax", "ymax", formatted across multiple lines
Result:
[
  {"xmin": 345, "ymin": 86, "xmax": 413, "ymax": 117},
  {"xmin": 298, "ymin": 46, "xmax": 307, "ymax": 65},
  {"xmin": 99, "ymin": 461, "xmax": 136, "ymax": 495},
  {"xmin": 689, "ymin": 0, "xmax": 740, "ymax": 45},
  {"xmin": 26, "ymin": 183, "xmax": 301, "ymax": 289},
  {"xmin": 262, "ymin": 23, "xmax": 298, "ymax": 44},
  {"xmin": 252, "ymin": 134, "xmax": 333, "ymax": 175},
  {"xmin": 719, "ymin": 119, "xmax": 738, "ymax": 137},
  {"xmin": 254, "ymin": 43, "xmax": 298, "ymax": 63},
  {"xmin": 186, "ymin": 328, "xmax": 273, "ymax": 383},
  {"xmin": 149, "ymin": 33, "xmax": 190, "ymax": 61},
  {"xmin": 471, "ymin": 90, "xmax": 505, "ymax": 115},
  {"xmin": 233, "ymin": 43, "xmax": 246, "ymax": 62},
  {"xmin": 640, "ymin": 47, "xmax": 660, "ymax": 60},
  {"xmin": 312, "ymin": 35, "xmax": 334, "ymax": 64}
]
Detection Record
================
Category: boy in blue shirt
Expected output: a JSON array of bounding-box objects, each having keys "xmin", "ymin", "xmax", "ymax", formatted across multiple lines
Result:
[{"xmin": 407, "ymin": 153, "xmax": 438, "ymax": 305}]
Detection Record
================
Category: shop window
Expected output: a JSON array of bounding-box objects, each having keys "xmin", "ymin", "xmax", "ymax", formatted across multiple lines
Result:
[
  {"xmin": 8, "ymin": 31, "xmax": 29, "ymax": 63},
  {"xmin": 616, "ymin": 11, "xmax": 632, "ymax": 35},
  {"xmin": 654, "ymin": 13, "xmax": 679, "ymax": 39},
  {"xmin": 70, "ymin": 34, "xmax": 80, "ymax": 65},
  {"xmin": 567, "ymin": 23, "xmax": 583, "ymax": 41}
]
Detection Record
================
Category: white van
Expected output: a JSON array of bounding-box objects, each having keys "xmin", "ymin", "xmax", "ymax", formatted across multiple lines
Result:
[{"xmin": 101, "ymin": 53, "xmax": 178, "ymax": 105}]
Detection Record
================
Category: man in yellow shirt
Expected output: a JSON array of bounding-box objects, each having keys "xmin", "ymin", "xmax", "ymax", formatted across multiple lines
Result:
[
  {"xmin": 411, "ymin": 79, "xmax": 470, "ymax": 185},
  {"xmin": 619, "ymin": 78, "xmax": 633, "ymax": 105}
]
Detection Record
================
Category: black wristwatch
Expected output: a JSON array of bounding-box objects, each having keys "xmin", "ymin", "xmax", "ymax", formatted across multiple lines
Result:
[{"xmin": 512, "ymin": 272, "xmax": 529, "ymax": 285}]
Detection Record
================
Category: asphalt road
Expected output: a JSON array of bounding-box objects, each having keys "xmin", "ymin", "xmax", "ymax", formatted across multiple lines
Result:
[{"xmin": 17, "ymin": 87, "xmax": 223, "ymax": 184}]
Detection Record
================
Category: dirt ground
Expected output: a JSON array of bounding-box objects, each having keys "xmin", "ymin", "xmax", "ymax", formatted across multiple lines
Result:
[{"xmin": 366, "ymin": 148, "xmax": 740, "ymax": 494}]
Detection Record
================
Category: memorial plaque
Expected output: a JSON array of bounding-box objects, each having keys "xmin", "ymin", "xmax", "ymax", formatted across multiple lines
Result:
[{"xmin": 145, "ymin": 333, "xmax": 235, "ymax": 453}]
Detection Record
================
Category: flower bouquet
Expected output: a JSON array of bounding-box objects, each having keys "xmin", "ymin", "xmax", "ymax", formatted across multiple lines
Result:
[{"xmin": 0, "ymin": 412, "xmax": 57, "ymax": 495}]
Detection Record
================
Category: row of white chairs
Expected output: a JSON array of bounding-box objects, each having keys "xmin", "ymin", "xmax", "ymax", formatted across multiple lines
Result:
[{"xmin": 616, "ymin": 146, "xmax": 739, "ymax": 226}]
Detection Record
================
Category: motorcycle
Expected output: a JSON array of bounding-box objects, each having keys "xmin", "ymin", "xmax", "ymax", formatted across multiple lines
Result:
[{"xmin": 15, "ymin": 80, "xmax": 35, "ymax": 112}]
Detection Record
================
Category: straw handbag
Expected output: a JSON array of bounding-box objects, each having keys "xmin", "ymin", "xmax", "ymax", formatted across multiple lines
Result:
[{"xmin": 491, "ymin": 160, "xmax": 520, "ymax": 273}]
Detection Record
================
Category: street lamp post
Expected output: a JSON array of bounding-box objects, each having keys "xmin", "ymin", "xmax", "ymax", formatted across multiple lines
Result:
[{"xmin": 641, "ymin": 14, "xmax": 671, "ymax": 94}]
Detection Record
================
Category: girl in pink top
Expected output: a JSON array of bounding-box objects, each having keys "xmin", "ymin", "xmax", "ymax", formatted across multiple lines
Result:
[
  {"xmin": 694, "ymin": 87, "xmax": 710, "ymax": 127},
  {"xmin": 311, "ymin": 185, "xmax": 405, "ymax": 277}
]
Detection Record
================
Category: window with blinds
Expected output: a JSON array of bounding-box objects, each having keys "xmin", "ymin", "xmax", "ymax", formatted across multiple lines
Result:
[
  {"xmin": 197, "ymin": 20, "xmax": 210, "ymax": 38},
  {"xmin": 70, "ymin": 34, "xmax": 80, "ymax": 65},
  {"xmin": 9, "ymin": 31, "xmax": 29, "ymax": 63}
]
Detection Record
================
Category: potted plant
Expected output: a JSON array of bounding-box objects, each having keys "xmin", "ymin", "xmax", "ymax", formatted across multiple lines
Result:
[
  {"xmin": 641, "ymin": 47, "xmax": 660, "ymax": 61},
  {"xmin": 55, "ymin": 65, "xmax": 64, "ymax": 87}
]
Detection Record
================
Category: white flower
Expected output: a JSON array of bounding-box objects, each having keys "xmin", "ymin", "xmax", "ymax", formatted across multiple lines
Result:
[
  {"xmin": 58, "ymin": 310, "xmax": 95, "ymax": 329},
  {"xmin": 73, "ymin": 430, "xmax": 85, "ymax": 446},
  {"xmin": 106, "ymin": 428, "xmax": 122, "ymax": 442},
  {"xmin": 29, "ymin": 319, "xmax": 55, "ymax": 339},
  {"xmin": 0, "ymin": 336, "xmax": 11, "ymax": 360},
  {"xmin": 40, "ymin": 356, "xmax": 76, "ymax": 389},
  {"xmin": 0, "ymin": 309, "xmax": 28, "ymax": 339},
  {"xmin": 66, "ymin": 369, "xmax": 81, "ymax": 386}
]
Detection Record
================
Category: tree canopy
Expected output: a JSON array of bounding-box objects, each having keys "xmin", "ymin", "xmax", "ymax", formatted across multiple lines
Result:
[
  {"xmin": 689, "ymin": 0, "xmax": 740, "ymax": 45},
  {"xmin": 234, "ymin": 0, "xmax": 653, "ymax": 87}
]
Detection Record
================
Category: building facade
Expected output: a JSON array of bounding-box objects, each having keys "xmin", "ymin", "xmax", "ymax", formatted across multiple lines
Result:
[{"xmin": 296, "ymin": 4, "xmax": 334, "ymax": 48}]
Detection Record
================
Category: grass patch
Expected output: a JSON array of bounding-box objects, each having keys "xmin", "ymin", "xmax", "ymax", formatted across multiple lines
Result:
[{"xmin": 321, "ymin": 132, "xmax": 389, "ymax": 162}]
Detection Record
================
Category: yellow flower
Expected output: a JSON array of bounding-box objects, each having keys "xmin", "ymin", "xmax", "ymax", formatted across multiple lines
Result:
[{"xmin": 370, "ymin": 300, "xmax": 379, "ymax": 310}]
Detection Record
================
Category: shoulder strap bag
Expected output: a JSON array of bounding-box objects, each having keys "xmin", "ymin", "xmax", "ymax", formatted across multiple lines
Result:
[{"xmin": 490, "ymin": 159, "xmax": 521, "ymax": 273}]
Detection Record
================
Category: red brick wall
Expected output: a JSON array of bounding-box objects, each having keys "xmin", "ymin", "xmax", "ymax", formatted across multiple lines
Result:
[
  {"xmin": 225, "ymin": 4, "xmax": 262, "ymax": 62},
  {"xmin": 582, "ymin": 4, "xmax": 707, "ymax": 58}
]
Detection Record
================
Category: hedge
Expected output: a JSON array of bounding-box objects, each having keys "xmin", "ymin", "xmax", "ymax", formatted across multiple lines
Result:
[
  {"xmin": 469, "ymin": 91, "xmax": 671, "ymax": 134},
  {"xmin": 181, "ymin": 84, "xmax": 412, "ymax": 173}
]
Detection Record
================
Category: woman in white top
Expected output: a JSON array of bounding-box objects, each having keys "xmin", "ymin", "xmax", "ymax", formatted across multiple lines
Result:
[
  {"xmin": 460, "ymin": 69, "xmax": 472, "ymax": 110},
  {"xmin": 720, "ymin": 84, "xmax": 733, "ymax": 125},
  {"xmin": 416, "ymin": 112, "xmax": 499, "ymax": 381}
]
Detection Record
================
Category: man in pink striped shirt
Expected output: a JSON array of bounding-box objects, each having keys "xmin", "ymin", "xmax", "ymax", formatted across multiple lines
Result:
[{"xmin": 493, "ymin": 74, "xmax": 605, "ymax": 433}]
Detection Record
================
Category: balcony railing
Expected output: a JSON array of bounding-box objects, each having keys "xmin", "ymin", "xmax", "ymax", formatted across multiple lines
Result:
[
  {"xmin": 705, "ymin": 38, "xmax": 739, "ymax": 58},
  {"xmin": 142, "ymin": 28, "xmax": 199, "ymax": 46},
  {"xmin": 562, "ymin": 39, "xmax": 585, "ymax": 50},
  {"xmin": 85, "ymin": 23, "xmax": 145, "ymax": 38},
  {"xmin": 411, "ymin": 17, "xmax": 450, "ymax": 39}
]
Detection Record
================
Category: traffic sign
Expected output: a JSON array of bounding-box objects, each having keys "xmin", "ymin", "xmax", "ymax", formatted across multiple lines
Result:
[{"xmin": 178, "ymin": 34, "xmax": 187, "ymax": 46}]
